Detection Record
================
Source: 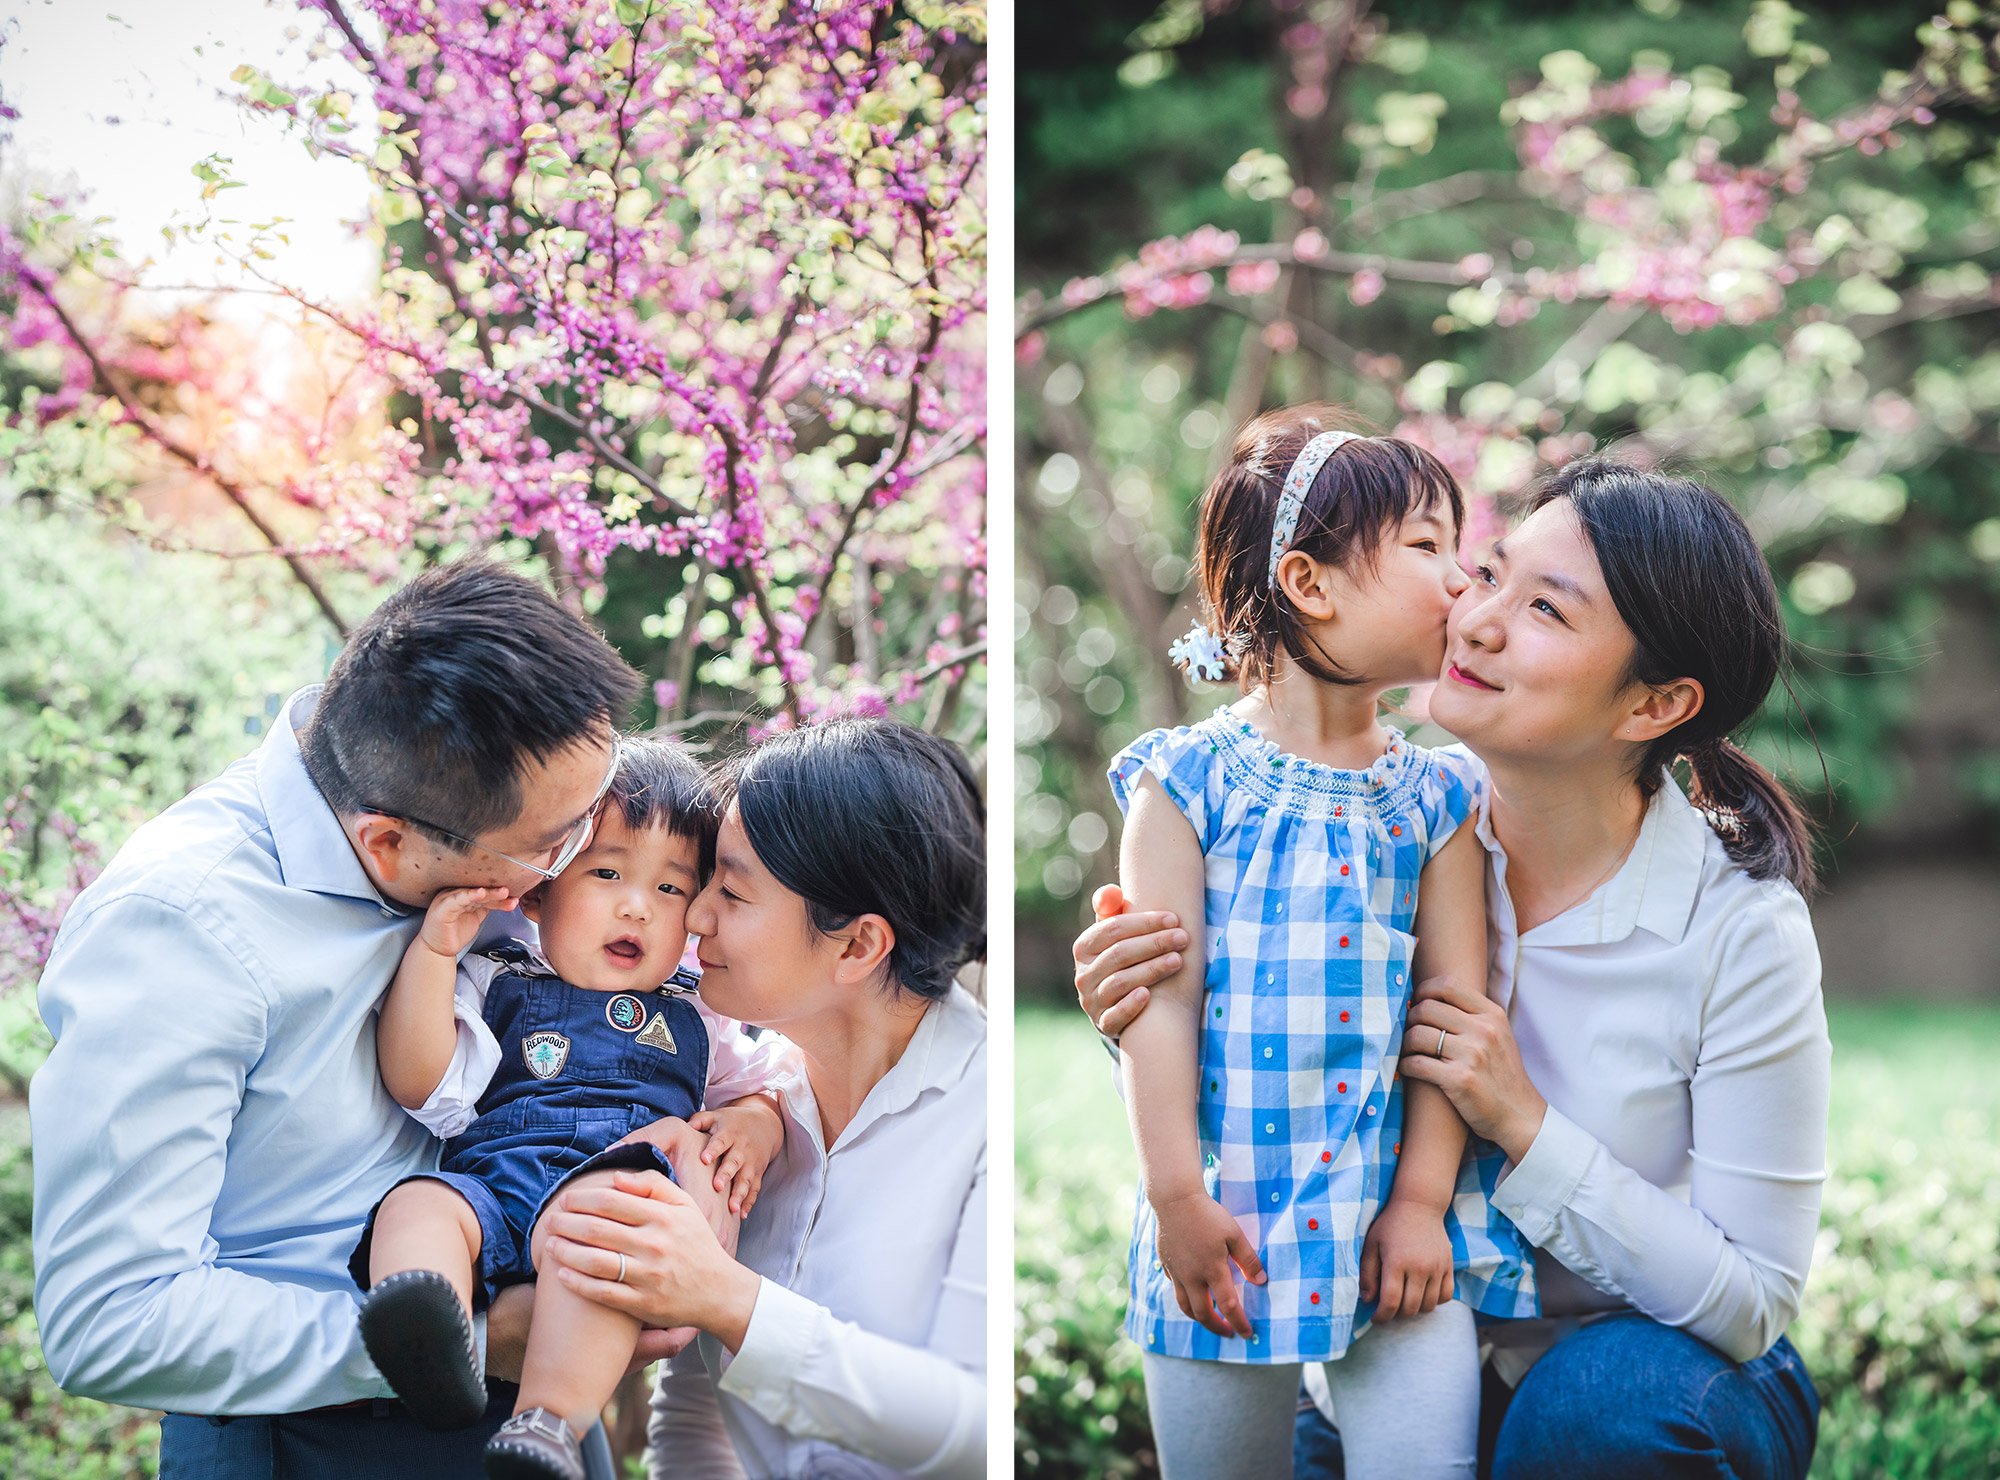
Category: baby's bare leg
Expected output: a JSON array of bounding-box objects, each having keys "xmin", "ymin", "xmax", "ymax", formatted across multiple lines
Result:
[
  {"xmin": 518, "ymin": 1168, "xmax": 643, "ymax": 1432},
  {"xmin": 368, "ymin": 1178, "xmax": 484, "ymax": 1313}
]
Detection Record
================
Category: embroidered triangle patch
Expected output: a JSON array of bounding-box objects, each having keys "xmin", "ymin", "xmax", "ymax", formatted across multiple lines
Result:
[{"xmin": 634, "ymin": 1011, "xmax": 679, "ymax": 1055}]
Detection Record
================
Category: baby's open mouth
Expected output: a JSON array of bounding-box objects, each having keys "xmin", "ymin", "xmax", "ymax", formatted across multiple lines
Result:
[{"xmin": 604, "ymin": 936, "xmax": 644, "ymax": 963}]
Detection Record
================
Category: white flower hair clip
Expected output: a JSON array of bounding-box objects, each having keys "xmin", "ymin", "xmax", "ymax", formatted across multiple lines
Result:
[{"xmin": 1169, "ymin": 621, "xmax": 1230, "ymax": 684}]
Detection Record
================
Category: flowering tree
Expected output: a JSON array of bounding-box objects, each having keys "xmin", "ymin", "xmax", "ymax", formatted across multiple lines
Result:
[
  {"xmin": 1014, "ymin": 0, "xmax": 2000, "ymax": 928},
  {"xmin": 4, "ymin": 0, "xmax": 987, "ymax": 741}
]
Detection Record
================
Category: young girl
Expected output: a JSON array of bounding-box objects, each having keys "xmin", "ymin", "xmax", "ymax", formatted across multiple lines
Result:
[
  {"xmin": 1110, "ymin": 407, "xmax": 1536, "ymax": 1479},
  {"xmin": 348, "ymin": 738, "xmax": 786, "ymax": 1480}
]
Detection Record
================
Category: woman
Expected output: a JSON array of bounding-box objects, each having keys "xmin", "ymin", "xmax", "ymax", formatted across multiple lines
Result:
[
  {"xmin": 536, "ymin": 718, "xmax": 987, "ymax": 1480},
  {"xmin": 1073, "ymin": 458, "xmax": 1829, "ymax": 1480}
]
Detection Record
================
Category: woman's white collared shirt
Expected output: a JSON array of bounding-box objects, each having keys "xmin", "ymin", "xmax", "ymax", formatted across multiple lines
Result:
[
  {"xmin": 1458, "ymin": 754, "xmax": 1831, "ymax": 1377},
  {"xmin": 647, "ymin": 984, "xmax": 986, "ymax": 1480}
]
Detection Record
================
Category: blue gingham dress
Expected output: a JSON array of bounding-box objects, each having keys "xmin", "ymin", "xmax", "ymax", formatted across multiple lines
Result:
[{"xmin": 1109, "ymin": 708, "xmax": 1537, "ymax": 1365}]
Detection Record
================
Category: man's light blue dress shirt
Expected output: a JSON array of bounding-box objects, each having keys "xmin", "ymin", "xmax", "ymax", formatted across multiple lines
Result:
[{"xmin": 31, "ymin": 686, "xmax": 461, "ymax": 1415}]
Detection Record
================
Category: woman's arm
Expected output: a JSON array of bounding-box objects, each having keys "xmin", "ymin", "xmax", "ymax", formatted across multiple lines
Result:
[
  {"xmin": 1403, "ymin": 893, "xmax": 1829, "ymax": 1362},
  {"xmin": 548, "ymin": 1167, "xmax": 987, "ymax": 1480},
  {"xmin": 1364, "ymin": 822, "xmax": 1484, "ymax": 1319},
  {"xmin": 646, "ymin": 1346, "xmax": 750, "ymax": 1480}
]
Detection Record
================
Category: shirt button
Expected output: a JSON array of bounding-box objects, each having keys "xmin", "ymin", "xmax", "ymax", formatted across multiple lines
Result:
[
  {"xmin": 1339, "ymin": 1010, "xmax": 1350, "ymax": 1023},
  {"xmin": 1339, "ymin": 936, "xmax": 1350, "ymax": 948},
  {"xmin": 1337, "ymin": 1082, "xmax": 1347, "ymax": 1093},
  {"xmin": 1271, "ymin": 1191, "xmax": 1281, "ymax": 1203},
  {"xmin": 1366, "ymin": 1106, "xmax": 1377, "ymax": 1117},
  {"xmin": 379, "ymin": 906, "xmax": 396, "ymax": 918},
  {"xmin": 1311, "ymin": 1292, "xmax": 1321, "ymax": 1305},
  {"xmin": 1263, "ymin": 1046, "xmax": 1274, "ymax": 1059},
  {"xmin": 1265, "ymin": 1122, "xmax": 1276, "ymax": 1134},
  {"xmin": 1396, "ymin": 974, "xmax": 1404, "ymax": 986},
  {"xmin": 1308, "ymin": 1218, "xmax": 1319, "ymax": 1230},
  {"xmin": 1321, "ymin": 1150, "xmax": 1332, "ymax": 1163}
]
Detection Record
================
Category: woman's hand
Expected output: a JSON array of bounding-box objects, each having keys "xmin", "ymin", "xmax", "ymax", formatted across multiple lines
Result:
[
  {"xmin": 1072, "ymin": 885, "xmax": 1189, "ymax": 1036},
  {"xmin": 1400, "ymin": 976, "xmax": 1548, "ymax": 1162},
  {"xmin": 613, "ymin": 1118, "xmax": 743, "ymax": 1257},
  {"xmin": 690, "ymin": 1092, "xmax": 784, "ymax": 1216},
  {"xmin": 543, "ymin": 1169, "xmax": 765, "ymax": 1353}
]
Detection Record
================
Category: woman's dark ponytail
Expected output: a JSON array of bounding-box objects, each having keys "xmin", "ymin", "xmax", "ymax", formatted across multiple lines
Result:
[
  {"xmin": 1535, "ymin": 458, "xmax": 1819, "ymax": 896},
  {"xmin": 1681, "ymin": 737, "xmax": 1818, "ymax": 897}
]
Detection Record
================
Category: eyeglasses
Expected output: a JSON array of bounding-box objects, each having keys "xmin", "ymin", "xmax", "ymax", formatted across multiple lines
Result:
[{"xmin": 366, "ymin": 738, "xmax": 624, "ymax": 882}]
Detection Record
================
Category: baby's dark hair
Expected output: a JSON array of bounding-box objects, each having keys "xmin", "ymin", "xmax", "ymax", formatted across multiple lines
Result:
[
  {"xmin": 1186, "ymin": 404, "xmax": 1465, "ymax": 691},
  {"xmin": 715, "ymin": 718, "xmax": 985, "ymax": 1002},
  {"xmin": 605, "ymin": 736, "xmax": 719, "ymax": 882}
]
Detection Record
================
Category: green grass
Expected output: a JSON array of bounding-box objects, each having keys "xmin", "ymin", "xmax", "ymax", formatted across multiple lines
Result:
[{"xmin": 1016, "ymin": 1001, "xmax": 2000, "ymax": 1479}]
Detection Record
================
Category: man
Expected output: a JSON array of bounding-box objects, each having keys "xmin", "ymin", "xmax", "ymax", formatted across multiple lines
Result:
[{"xmin": 31, "ymin": 560, "xmax": 680, "ymax": 1476}]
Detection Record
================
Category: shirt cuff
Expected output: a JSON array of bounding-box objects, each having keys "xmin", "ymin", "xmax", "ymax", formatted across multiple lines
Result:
[
  {"xmin": 1491, "ymin": 1104, "xmax": 1597, "ymax": 1246},
  {"xmin": 717, "ymin": 1276, "xmax": 823, "ymax": 1421}
]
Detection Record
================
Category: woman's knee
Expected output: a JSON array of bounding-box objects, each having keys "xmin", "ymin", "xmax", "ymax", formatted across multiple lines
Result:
[{"xmin": 1491, "ymin": 1318, "xmax": 1732, "ymax": 1480}]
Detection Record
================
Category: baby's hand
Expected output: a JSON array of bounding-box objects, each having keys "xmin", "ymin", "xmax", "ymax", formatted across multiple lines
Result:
[
  {"xmin": 1150, "ymin": 1189, "xmax": 1267, "ymax": 1339},
  {"xmin": 419, "ymin": 886, "xmax": 514, "ymax": 960},
  {"xmin": 690, "ymin": 1093, "xmax": 784, "ymax": 1216},
  {"xmin": 1360, "ymin": 1197, "xmax": 1455, "ymax": 1321},
  {"xmin": 616, "ymin": 1114, "xmax": 706, "ymax": 1175}
]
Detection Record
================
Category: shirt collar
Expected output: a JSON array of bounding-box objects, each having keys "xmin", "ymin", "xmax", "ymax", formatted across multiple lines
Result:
[
  {"xmin": 255, "ymin": 685, "xmax": 401, "ymax": 908},
  {"xmin": 1466, "ymin": 752, "xmax": 1705, "ymax": 949}
]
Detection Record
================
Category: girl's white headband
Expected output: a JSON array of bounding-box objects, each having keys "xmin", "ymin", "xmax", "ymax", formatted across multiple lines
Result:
[{"xmin": 1267, "ymin": 430, "xmax": 1367, "ymax": 587}]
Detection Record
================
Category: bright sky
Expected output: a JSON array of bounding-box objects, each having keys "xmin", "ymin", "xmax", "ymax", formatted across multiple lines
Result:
[{"xmin": 1, "ymin": 0, "xmax": 378, "ymax": 307}]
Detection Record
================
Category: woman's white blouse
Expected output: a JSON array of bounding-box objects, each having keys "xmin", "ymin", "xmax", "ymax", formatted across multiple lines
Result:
[
  {"xmin": 647, "ymin": 984, "xmax": 986, "ymax": 1479},
  {"xmin": 1462, "ymin": 754, "xmax": 1831, "ymax": 1374}
]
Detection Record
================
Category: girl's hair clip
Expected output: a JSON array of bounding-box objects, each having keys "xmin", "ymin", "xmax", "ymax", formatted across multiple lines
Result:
[{"xmin": 1169, "ymin": 621, "xmax": 1230, "ymax": 684}]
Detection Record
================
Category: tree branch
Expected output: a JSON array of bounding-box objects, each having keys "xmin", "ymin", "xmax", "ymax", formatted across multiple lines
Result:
[{"xmin": 23, "ymin": 270, "xmax": 352, "ymax": 637}]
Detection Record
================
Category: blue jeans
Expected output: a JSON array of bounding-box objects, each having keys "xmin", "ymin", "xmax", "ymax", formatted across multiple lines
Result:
[
  {"xmin": 1295, "ymin": 1315, "xmax": 1820, "ymax": 1480},
  {"xmin": 158, "ymin": 1385, "xmax": 619, "ymax": 1479}
]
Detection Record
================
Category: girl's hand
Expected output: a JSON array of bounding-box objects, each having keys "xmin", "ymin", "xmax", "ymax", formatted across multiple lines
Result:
[
  {"xmin": 1359, "ymin": 1199, "xmax": 1454, "ymax": 1321},
  {"xmin": 689, "ymin": 1093, "xmax": 784, "ymax": 1216},
  {"xmin": 418, "ymin": 886, "xmax": 514, "ymax": 959},
  {"xmin": 1072, "ymin": 885, "xmax": 1190, "ymax": 1037},
  {"xmin": 543, "ymin": 1170, "xmax": 763, "ymax": 1351},
  {"xmin": 1150, "ymin": 1189, "xmax": 1267, "ymax": 1339},
  {"xmin": 1400, "ymin": 976, "xmax": 1549, "ymax": 1162}
]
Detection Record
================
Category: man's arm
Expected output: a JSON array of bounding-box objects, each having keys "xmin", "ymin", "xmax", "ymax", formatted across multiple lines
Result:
[{"xmin": 32, "ymin": 895, "xmax": 392, "ymax": 1413}]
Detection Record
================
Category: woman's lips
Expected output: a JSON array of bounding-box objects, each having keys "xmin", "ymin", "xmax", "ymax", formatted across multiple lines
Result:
[{"xmin": 1447, "ymin": 663, "xmax": 1499, "ymax": 691}]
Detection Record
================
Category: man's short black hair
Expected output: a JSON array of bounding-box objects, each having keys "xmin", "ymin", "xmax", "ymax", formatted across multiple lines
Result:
[{"xmin": 300, "ymin": 559, "xmax": 641, "ymax": 848}]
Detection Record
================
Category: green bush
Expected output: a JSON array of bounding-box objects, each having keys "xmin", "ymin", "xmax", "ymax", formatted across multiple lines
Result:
[
  {"xmin": 0, "ymin": 1117, "xmax": 160, "ymax": 1478},
  {"xmin": 1016, "ymin": 1003, "xmax": 2000, "ymax": 1479}
]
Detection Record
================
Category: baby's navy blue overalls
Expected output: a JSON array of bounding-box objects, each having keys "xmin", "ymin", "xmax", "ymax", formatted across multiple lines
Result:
[{"xmin": 352, "ymin": 943, "xmax": 710, "ymax": 1307}]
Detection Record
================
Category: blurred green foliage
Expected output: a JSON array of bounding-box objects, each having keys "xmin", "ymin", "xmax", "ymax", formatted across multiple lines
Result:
[
  {"xmin": 1015, "ymin": 1002, "xmax": 2000, "ymax": 1479},
  {"xmin": 1014, "ymin": 0, "xmax": 2000, "ymax": 974},
  {"xmin": 0, "ymin": 1109, "xmax": 159, "ymax": 1478}
]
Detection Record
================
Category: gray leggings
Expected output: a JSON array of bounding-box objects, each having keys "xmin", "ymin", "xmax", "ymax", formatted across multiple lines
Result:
[{"xmin": 1141, "ymin": 1300, "xmax": 1479, "ymax": 1480}]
